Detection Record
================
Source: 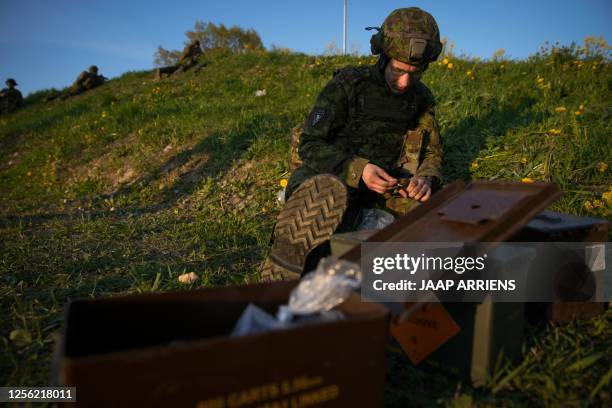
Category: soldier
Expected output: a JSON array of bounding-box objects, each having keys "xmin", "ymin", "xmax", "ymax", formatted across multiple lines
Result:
[
  {"xmin": 155, "ymin": 40, "xmax": 206, "ymax": 79},
  {"xmin": 46, "ymin": 65, "xmax": 107, "ymax": 102},
  {"xmin": 78, "ymin": 65, "xmax": 107, "ymax": 90},
  {"xmin": 261, "ymin": 7, "xmax": 444, "ymax": 281},
  {"xmin": 0, "ymin": 78, "xmax": 23, "ymax": 114}
]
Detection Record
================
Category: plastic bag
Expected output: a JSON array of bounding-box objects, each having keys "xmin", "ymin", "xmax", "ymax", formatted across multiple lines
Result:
[
  {"xmin": 357, "ymin": 208, "xmax": 395, "ymax": 230},
  {"xmin": 231, "ymin": 258, "xmax": 362, "ymax": 336},
  {"xmin": 231, "ymin": 303, "xmax": 284, "ymax": 337},
  {"xmin": 277, "ymin": 258, "xmax": 362, "ymax": 323}
]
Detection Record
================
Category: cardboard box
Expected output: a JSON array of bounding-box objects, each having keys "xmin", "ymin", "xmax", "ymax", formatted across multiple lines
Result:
[{"xmin": 53, "ymin": 281, "xmax": 389, "ymax": 407}]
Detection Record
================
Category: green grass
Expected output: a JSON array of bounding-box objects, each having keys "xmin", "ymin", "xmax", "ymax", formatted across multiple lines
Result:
[{"xmin": 0, "ymin": 47, "xmax": 610, "ymax": 407}]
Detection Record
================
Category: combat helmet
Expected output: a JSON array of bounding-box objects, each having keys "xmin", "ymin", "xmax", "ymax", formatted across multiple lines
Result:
[
  {"xmin": 369, "ymin": 7, "xmax": 442, "ymax": 67},
  {"xmin": 6, "ymin": 78, "xmax": 17, "ymax": 87},
  {"xmin": 88, "ymin": 65, "xmax": 99, "ymax": 74}
]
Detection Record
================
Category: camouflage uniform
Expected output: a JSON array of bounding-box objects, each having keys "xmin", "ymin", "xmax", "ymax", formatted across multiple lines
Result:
[
  {"xmin": 287, "ymin": 61, "xmax": 442, "ymax": 218},
  {"xmin": 155, "ymin": 40, "xmax": 205, "ymax": 79},
  {"xmin": 46, "ymin": 66, "xmax": 107, "ymax": 101},
  {"xmin": 0, "ymin": 78, "xmax": 23, "ymax": 115},
  {"xmin": 78, "ymin": 68, "xmax": 106, "ymax": 91},
  {"xmin": 262, "ymin": 7, "xmax": 443, "ymax": 281}
]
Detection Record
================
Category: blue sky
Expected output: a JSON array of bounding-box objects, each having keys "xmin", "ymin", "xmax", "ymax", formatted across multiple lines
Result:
[{"xmin": 1, "ymin": 0, "xmax": 610, "ymax": 95}]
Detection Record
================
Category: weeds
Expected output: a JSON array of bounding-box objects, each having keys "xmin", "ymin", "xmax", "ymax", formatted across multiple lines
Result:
[{"xmin": 0, "ymin": 44, "xmax": 610, "ymax": 406}]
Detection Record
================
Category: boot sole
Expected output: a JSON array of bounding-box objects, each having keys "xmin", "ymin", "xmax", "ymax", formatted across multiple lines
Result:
[{"xmin": 261, "ymin": 174, "xmax": 348, "ymax": 281}]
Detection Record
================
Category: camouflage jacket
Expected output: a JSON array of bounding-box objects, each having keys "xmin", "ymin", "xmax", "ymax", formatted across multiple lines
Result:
[
  {"xmin": 179, "ymin": 43, "xmax": 202, "ymax": 65},
  {"xmin": 0, "ymin": 88, "xmax": 23, "ymax": 114},
  {"xmin": 73, "ymin": 71, "xmax": 90, "ymax": 89},
  {"xmin": 72, "ymin": 71, "xmax": 105, "ymax": 91},
  {"xmin": 298, "ymin": 64, "xmax": 443, "ymax": 189}
]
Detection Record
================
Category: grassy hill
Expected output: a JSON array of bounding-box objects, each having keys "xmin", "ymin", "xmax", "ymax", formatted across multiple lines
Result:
[{"xmin": 1, "ymin": 47, "xmax": 610, "ymax": 406}]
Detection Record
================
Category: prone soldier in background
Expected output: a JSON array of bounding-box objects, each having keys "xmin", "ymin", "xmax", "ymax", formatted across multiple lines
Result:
[
  {"xmin": 262, "ymin": 7, "xmax": 444, "ymax": 281},
  {"xmin": 45, "ymin": 65, "xmax": 107, "ymax": 102},
  {"xmin": 0, "ymin": 78, "xmax": 23, "ymax": 115},
  {"xmin": 155, "ymin": 40, "xmax": 207, "ymax": 79}
]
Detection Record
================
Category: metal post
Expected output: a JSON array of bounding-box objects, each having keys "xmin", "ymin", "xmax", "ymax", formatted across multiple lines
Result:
[{"xmin": 343, "ymin": 0, "xmax": 347, "ymax": 55}]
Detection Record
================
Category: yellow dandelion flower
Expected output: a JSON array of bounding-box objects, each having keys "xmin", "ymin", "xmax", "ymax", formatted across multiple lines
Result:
[
  {"xmin": 471, "ymin": 161, "xmax": 479, "ymax": 170},
  {"xmin": 583, "ymin": 201, "xmax": 593, "ymax": 211},
  {"xmin": 520, "ymin": 157, "xmax": 528, "ymax": 164},
  {"xmin": 602, "ymin": 191, "xmax": 612, "ymax": 205},
  {"xmin": 447, "ymin": 63, "xmax": 454, "ymax": 69},
  {"xmin": 466, "ymin": 70, "xmax": 472, "ymax": 76},
  {"xmin": 548, "ymin": 129, "xmax": 561, "ymax": 135},
  {"xmin": 443, "ymin": 57, "xmax": 449, "ymax": 65},
  {"xmin": 597, "ymin": 162, "xmax": 607, "ymax": 173},
  {"xmin": 554, "ymin": 106, "xmax": 566, "ymax": 113},
  {"xmin": 279, "ymin": 178, "xmax": 288, "ymax": 188},
  {"xmin": 521, "ymin": 177, "xmax": 534, "ymax": 183},
  {"xmin": 574, "ymin": 111, "xmax": 582, "ymax": 116}
]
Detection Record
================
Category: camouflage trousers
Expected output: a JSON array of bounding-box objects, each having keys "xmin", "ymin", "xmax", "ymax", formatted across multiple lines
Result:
[
  {"xmin": 286, "ymin": 164, "xmax": 423, "ymax": 232},
  {"xmin": 45, "ymin": 86, "xmax": 86, "ymax": 102},
  {"xmin": 156, "ymin": 59, "xmax": 207, "ymax": 79}
]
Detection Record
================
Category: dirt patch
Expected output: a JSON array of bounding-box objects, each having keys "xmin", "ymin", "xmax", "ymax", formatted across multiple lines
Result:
[
  {"xmin": 167, "ymin": 152, "xmax": 210, "ymax": 186},
  {"xmin": 116, "ymin": 167, "xmax": 137, "ymax": 185},
  {"xmin": 222, "ymin": 160, "xmax": 255, "ymax": 183},
  {"xmin": 68, "ymin": 132, "xmax": 141, "ymax": 189},
  {"xmin": 67, "ymin": 134, "xmax": 207, "ymax": 193}
]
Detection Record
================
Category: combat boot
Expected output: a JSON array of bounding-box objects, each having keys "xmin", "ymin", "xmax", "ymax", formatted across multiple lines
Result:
[{"xmin": 260, "ymin": 174, "xmax": 348, "ymax": 282}]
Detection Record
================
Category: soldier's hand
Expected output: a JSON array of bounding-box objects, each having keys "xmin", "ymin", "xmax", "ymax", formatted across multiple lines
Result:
[
  {"xmin": 400, "ymin": 176, "xmax": 432, "ymax": 202},
  {"xmin": 362, "ymin": 163, "xmax": 397, "ymax": 194}
]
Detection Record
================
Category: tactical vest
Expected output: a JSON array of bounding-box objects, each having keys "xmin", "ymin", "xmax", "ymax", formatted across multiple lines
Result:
[{"xmin": 290, "ymin": 65, "xmax": 435, "ymax": 175}]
